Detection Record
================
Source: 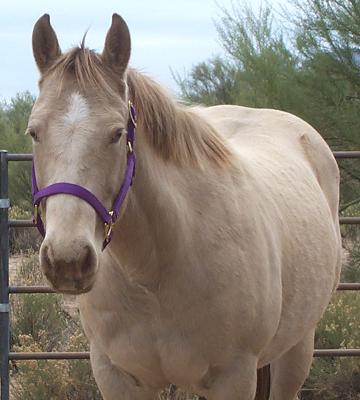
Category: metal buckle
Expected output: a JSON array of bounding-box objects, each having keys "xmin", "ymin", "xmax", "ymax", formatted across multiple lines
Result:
[
  {"xmin": 104, "ymin": 211, "xmax": 115, "ymax": 242},
  {"xmin": 127, "ymin": 141, "xmax": 133, "ymax": 153},
  {"xmin": 128, "ymin": 100, "xmax": 137, "ymax": 127}
]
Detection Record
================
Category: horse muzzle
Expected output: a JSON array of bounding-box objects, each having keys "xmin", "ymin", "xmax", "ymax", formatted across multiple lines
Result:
[{"xmin": 39, "ymin": 237, "xmax": 98, "ymax": 294}]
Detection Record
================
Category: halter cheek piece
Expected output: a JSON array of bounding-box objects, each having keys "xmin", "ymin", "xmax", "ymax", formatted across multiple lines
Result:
[{"xmin": 32, "ymin": 101, "xmax": 137, "ymax": 250}]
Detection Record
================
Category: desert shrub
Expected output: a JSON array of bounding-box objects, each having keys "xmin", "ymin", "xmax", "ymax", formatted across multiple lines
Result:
[
  {"xmin": 9, "ymin": 206, "xmax": 41, "ymax": 254},
  {"xmin": 11, "ymin": 335, "xmax": 69, "ymax": 400},
  {"xmin": 159, "ymin": 387, "xmax": 199, "ymax": 400},
  {"xmin": 66, "ymin": 332, "xmax": 101, "ymax": 400},
  {"xmin": 10, "ymin": 330, "xmax": 101, "ymax": 400},
  {"xmin": 302, "ymin": 292, "xmax": 360, "ymax": 399},
  {"xmin": 342, "ymin": 244, "xmax": 360, "ymax": 284},
  {"xmin": 0, "ymin": 93, "xmax": 34, "ymax": 212}
]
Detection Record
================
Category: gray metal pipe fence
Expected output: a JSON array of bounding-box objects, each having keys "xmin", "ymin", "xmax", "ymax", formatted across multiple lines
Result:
[{"xmin": 1, "ymin": 150, "xmax": 360, "ymax": 399}]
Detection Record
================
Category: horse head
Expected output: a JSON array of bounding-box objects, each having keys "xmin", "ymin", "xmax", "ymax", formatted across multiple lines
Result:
[{"xmin": 29, "ymin": 14, "xmax": 133, "ymax": 294}]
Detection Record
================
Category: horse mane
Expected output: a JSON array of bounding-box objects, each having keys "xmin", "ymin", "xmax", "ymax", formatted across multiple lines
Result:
[
  {"xmin": 44, "ymin": 46, "xmax": 233, "ymax": 168},
  {"xmin": 127, "ymin": 70, "xmax": 232, "ymax": 167}
]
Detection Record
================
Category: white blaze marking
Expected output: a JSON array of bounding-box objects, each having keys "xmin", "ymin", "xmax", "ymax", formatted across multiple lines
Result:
[{"xmin": 63, "ymin": 93, "xmax": 89, "ymax": 126}]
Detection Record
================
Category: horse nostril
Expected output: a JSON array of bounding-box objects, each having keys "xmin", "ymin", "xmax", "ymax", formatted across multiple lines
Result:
[
  {"xmin": 40, "ymin": 243, "xmax": 56, "ymax": 279},
  {"xmin": 80, "ymin": 245, "xmax": 96, "ymax": 276}
]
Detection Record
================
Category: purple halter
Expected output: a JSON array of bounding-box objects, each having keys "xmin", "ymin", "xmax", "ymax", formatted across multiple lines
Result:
[{"xmin": 32, "ymin": 101, "xmax": 137, "ymax": 250}]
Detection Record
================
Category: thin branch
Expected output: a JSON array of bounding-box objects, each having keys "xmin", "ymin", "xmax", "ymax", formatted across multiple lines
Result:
[{"xmin": 340, "ymin": 196, "xmax": 360, "ymax": 213}]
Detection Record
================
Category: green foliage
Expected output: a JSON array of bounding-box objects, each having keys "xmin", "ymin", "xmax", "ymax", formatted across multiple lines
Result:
[
  {"xmin": 176, "ymin": 57, "xmax": 240, "ymax": 105},
  {"xmin": 0, "ymin": 92, "xmax": 34, "ymax": 152},
  {"xmin": 340, "ymin": 202, "xmax": 360, "ymax": 283},
  {"xmin": 9, "ymin": 206, "xmax": 41, "ymax": 254},
  {"xmin": 216, "ymin": 2, "xmax": 299, "ymax": 110},
  {"xmin": 0, "ymin": 92, "xmax": 34, "ymax": 211},
  {"xmin": 303, "ymin": 292, "xmax": 360, "ymax": 399},
  {"xmin": 10, "ymin": 255, "xmax": 66, "ymax": 345},
  {"xmin": 159, "ymin": 387, "xmax": 199, "ymax": 400},
  {"xmin": 176, "ymin": 2, "xmax": 299, "ymax": 110},
  {"xmin": 342, "ymin": 245, "xmax": 360, "ymax": 283},
  {"xmin": 292, "ymin": 0, "xmax": 360, "ymax": 90},
  {"xmin": 290, "ymin": 0, "xmax": 360, "ymax": 210}
]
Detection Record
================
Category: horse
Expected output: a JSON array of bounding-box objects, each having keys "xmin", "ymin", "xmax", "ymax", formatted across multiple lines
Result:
[{"xmin": 28, "ymin": 13, "xmax": 342, "ymax": 400}]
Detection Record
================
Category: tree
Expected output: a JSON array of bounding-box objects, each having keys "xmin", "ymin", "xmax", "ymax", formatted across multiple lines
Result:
[
  {"xmin": 176, "ymin": 3, "xmax": 300, "ymax": 111},
  {"xmin": 0, "ymin": 92, "xmax": 34, "ymax": 211},
  {"xmin": 289, "ymin": 0, "xmax": 360, "ymax": 147},
  {"xmin": 293, "ymin": 0, "xmax": 360, "ymax": 89},
  {"xmin": 290, "ymin": 0, "xmax": 360, "ymax": 210},
  {"xmin": 176, "ymin": 0, "xmax": 360, "ymax": 209}
]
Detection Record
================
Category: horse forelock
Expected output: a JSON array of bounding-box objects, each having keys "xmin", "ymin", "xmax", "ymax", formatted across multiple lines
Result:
[
  {"xmin": 40, "ymin": 46, "xmax": 233, "ymax": 168},
  {"xmin": 40, "ymin": 46, "xmax": 125, "ymax": 99}
]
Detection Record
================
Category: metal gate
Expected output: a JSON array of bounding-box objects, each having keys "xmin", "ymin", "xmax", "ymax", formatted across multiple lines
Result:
[{"xmin": 1, "ymin": 150, "xmax": 360, "ymax": 400}]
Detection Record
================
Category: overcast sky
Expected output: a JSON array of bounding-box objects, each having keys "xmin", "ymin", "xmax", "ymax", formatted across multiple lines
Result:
[{"xmin": 0, "ymin": 0, "xmax": 274, "ymax": 101}]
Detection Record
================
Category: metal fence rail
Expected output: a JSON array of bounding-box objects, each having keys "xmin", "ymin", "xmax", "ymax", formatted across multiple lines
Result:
[
  {"xmin": 1, "ymin": 150, "xmax": 360, "ymax": 400},
  {"xmin": 0, "ymin": 152, "xmax": 10, "ymax": 400}
]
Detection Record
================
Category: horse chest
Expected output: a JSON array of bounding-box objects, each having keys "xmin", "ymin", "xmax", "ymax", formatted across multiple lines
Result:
[
  {"xmin": 108, "ymin": 324, "xmax": 162, "ymax": 379},
  {"xmin": 80, "ymin": 297, "xmax": 213, "ymax": 387},
  {"xmin": 80, "ymin": 293, "xmax": 166, "ymax": 384}
]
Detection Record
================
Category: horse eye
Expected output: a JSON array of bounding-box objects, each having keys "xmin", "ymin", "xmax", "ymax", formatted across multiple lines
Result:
[
  {"xmin": 26, "ymin": 128, "xmax": 39, "ymax": 142},
  {"xmin": 111, "ymin": 128, "xmax": 125, "ymax": 144}
]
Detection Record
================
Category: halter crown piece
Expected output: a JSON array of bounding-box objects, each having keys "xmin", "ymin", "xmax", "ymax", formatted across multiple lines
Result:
[{"xmin": 32, "ymin": 101, "xmax": 137, "ymax": 250}]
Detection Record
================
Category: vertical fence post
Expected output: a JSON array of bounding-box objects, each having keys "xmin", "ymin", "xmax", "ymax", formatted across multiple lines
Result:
[{"xmin": 0, "ymin": 150, "xmax": 9, "ymax": 400}]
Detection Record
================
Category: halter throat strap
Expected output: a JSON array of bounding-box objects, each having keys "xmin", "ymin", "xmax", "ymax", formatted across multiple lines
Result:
[{"xmin": 32, "ymin": 102, "xmax": 137, "ymax": 250}]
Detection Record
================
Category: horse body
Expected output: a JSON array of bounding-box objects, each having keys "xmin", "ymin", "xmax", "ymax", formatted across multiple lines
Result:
[
  {"xmin": 29, "ymin": 14, "xmax": 341, "ymax": 400},
  {"xmin": 79, "ymin": 104, "xmax": 341, "ymax": 398}
]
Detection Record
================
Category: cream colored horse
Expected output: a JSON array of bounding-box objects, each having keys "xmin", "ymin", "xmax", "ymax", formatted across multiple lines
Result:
[{"xmin": 29, "ymin": 13, "xmax": 342, "ymax": 400}]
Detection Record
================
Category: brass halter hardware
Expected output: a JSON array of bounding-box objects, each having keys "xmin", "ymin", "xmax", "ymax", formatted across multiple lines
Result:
[{"xmin": 104, "ymin": 210, "xmax": 115, "ymax": 242}]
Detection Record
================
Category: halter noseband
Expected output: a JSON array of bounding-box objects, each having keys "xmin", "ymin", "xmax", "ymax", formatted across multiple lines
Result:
[{"xmin": 32, "ymin": 101, "xmax": 137, "ymax": 250}]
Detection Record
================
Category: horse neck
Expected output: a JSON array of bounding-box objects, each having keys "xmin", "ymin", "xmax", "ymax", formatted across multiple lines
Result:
[
  {"xmin": 109, "ymin": 134, "xmax": 192, "ymax": 288},
  {"xmin": 107, "ymin": 71, "xmax": 232, "ymax": 288}
]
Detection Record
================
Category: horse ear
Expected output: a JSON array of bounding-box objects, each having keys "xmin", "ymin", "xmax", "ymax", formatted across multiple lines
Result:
[
  {"xmin": 102, "ymin": 14, "xmax": 131, "ymax": 77},
  {"xmin": 32, "ymin": 14, "xmax": 61, "ymax": 74}
]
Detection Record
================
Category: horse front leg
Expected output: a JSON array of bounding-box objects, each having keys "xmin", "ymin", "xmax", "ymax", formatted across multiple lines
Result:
[
  {"xmin": 269, "ymin": 329, "xmax": 315, "ymax": 400},
  {"xmin": 198, "ymin": 353, "xmax": 258, "ymax": 400},
  {"xmin": 90, "ymin": 344, "xmax": 157, "ymax": 400}
]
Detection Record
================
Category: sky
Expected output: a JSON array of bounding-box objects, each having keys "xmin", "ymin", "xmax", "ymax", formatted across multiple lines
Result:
[{"xmin": 0, "ymin": 0, "xmax": 271, "ymax": 101}]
